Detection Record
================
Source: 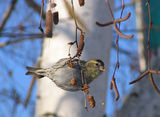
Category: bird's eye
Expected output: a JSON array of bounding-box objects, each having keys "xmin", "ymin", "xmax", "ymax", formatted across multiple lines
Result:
[{"xmin": 96, "ymin": 63, "xmax": 99, "ymax": 66}]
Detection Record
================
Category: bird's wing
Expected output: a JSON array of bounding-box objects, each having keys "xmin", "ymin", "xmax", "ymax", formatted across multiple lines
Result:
[
  {"xmin": 51, "ymin": 58, "xmax": 86, "ymax": 71},
  {"xmin": 78, "ymin": 60, "xmax": 86, "ymax": 70},
  {"xmin": 51, "ymin": 58, "xmax": 69, "ymax": 71}
]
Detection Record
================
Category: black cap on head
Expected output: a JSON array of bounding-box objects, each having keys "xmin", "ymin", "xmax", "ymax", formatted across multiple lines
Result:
[{"xmin": 96, "ymin": 59, "xmax": 104, "ymax": 66}]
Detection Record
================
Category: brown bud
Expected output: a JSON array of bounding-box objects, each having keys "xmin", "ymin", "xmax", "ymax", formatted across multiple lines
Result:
[
  {"xmin": 67, "ymin": 62, "xmax": 75, "ymax": 68},
  {"xmin": 19, "ymin": 23, "xmax": 24, "ymax": 33},
  {"xmin": 83, "ymin": 84, "xmax": 90, "ymax": 94},
  {"xmin": 117, "ymin": 62, "xmax": 120, "ymax": 68},
  {"xmin": 53, "ymin": 11, "xmax": 59, "ymax": 25},
  {"xmin": 45, "ymin": 10, "xmax": 53, "ymax": 37},
  {"xmin": 50, "ymin": 3, "xmax": 56, "ymax": 8},
  {"xmin": 70, "ymin": 78, "xmax": 76, "ymax": 85},
  {"xmin": 88, "ymin": 96, "xmax": 95, "ymax": 108},
  {"xmin": 68, "ymin": 42, "xmax": 74, "ymax": 45},
  {"xmin": 84, "ymin": 89, "xmax": 89, "ymax": 94},
  {"xmin": 83, "ymin": 84, "xmax": 89, "ymax": 90},
  {"xmin": 79, "ymin": 0, "xmax": 85, "ymax": 6}
]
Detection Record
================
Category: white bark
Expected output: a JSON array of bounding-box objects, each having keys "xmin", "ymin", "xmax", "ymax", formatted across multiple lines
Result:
[{"xmin": 36, "ymin": 0, "xmax": 113, "ymax": 117}]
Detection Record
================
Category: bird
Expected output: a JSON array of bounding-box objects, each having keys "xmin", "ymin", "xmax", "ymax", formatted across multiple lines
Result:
[{"xmin": 25, "ymin": 58, "xmax": 105, "ymax": 91}]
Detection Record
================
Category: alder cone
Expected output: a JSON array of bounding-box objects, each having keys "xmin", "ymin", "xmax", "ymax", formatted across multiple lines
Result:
[
  {"xmin": 78, "ymin": 0, "xmax": 85, "ymax": 6},
  {"xmin": 88, "ymin": 96, "xmax": 95, "ymax": 108}
]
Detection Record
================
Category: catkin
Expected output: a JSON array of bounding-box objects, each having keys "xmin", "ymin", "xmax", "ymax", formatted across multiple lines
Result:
[
  {"xmin": 78, "ymin": 0, "xmax": 85, "ymax": 6},
  {"xmin": 45, "ymin": 10, "xmax": 53, "ymax": 37}
]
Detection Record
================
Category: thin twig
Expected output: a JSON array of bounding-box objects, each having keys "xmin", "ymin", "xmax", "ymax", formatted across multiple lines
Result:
[
  {"xmin": 0, "ymin": 33, "xmax": 43, "ymax": 37},
  {"xmin": 0, "ymin": 0, "xmax": 17, "ymax": 32},
  {"xmin": 68, "ymin": 0, "xmax": 85, "ymax": 60},
  {"xmin": 110, "ymin": 77, "xmax": 119, "ymax": 101},
  {"xmin": 105, "ymin": 0, "xmax": 119, "ymax": 101},
  {"xmin": 0, "ymin": 36, "xmax": 43, "ymax": 48},
  {"xmin": 149, "ymin": 73, "xmax": 160, "ymax": 94},
  {"xmin": 38, "ymin": 0, "xmax": 44, "ymax": 33},
  {"xmin": 71, "ymin": 0, "xmax": 79, "ymax": 47},
  {"xmin": 24, "ymin": 62, "xmax": 40, "ymax": 107},
  {"xmin": 129, "ymin": 71, "xmax": 149, "ymax": 84},
  {"xmin": 106, "ymin": 0, "xmax": 128, "ymax": 101},
  {"xmin": 25, "ymin": 0, "xmax": 45, "ymax": 19},
  {"xmin": 96, "ymin": 20, "xmax": 114, "ymax": 27},
  {"xmin": 63, "ymin": 0, "xmax": 87, "ymax": 31},
  {"xmin": 96, "ymin": 12, "xmax": 131, "ymax": 27},
  {"xmin": 24, "ymin": 76, "xmax": 36, "ymax": 107},
  {"xmin": 149, "ymin": 70, "xmax": 160, "ymax": 74},
  {"xmin": 114, "ymin": 22, "xmax": 134, "ymax": 39},
  {"xmin": 146, "ymin": 1, "xmax": 151, "ymax": 69},
  {"xmin": 129, "ymin": 0, "xmax": 160, "ymax": 95},
  {"xmin": 114, "ymin": 12, "xmax": 134, "ymax": 39}
]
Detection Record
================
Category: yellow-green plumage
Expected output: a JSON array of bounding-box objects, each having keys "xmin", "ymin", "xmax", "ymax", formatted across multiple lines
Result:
[{"xmin": 84, "ymin": 59, "xmax": 104, "ymax": 79}]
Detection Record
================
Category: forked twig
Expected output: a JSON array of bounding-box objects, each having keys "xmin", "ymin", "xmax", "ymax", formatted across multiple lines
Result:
[
  {"xmin": 67, "ymin": 0, "xmax": 85, "ymax": 60},
  {"xmin": 96, "ymin": 12, "xmax": 131, "ymax": 28},
  {"xmin": 0, "ymin": 0, "xmax": 17, "ymax": 32},
  {"xmin": 129, "ymin": 0, "xmax": 160, "ymax": 94},
  {"xmin": 149, "ymin": 70, "xmax": 160, "ymax": 74},
  {"xmin": 38, "ymin": 0, "xmax": 44, "ymax": 33},
  {"xmin": 149, "ymin": 73, "xmax": 160, "ymax": 94},
  {"xmin": 129, "ymin": 71, "xmax": 149, "ymax": 84},
  {"xmin": 105, "ymin": 0, "xmax": 131, "ymax": 101},
  {"xmin": 110, "ymin": 77, "xmax": 119, "ymax": 101},
  {"xmin": 114, "ymin": 12, "xmax": 134, "ymax": 39}
]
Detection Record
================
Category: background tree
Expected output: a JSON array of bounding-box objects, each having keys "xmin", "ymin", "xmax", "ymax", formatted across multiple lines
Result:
[{"xmin": 116, "ymin": 0, "xmax": 160, "ymax": 117}]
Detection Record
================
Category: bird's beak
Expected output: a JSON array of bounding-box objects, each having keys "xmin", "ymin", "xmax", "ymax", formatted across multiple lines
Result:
[{"xmin": 99, "ymin": 66, "xmax": 105, "ymax": 71}]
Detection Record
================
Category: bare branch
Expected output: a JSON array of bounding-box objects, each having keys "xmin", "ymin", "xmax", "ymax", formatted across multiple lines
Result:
[
  {"xmin": 114, "ymin": 12, "xmax": 134, "ymax": 39},
  {"xmin": 149, "ymin": 73, "xmax": 160, "ymax": 94},
  {"xmin": 0, "ymin": 33, "xmax": 43, "ymax": 38},
  {"xmin": 96, "ymin": 20, "xmax": 113, "ymax": 27},
  {"xmin": 25, "ymin": 0, "xmax": 45, "ymax": 19},
  {"xmin": 0, "ymin": 35, "xmax": 43, "ymax": 48},
  {"xmin": 149, "ymin": 70, "xmax": 160, "ymax": 74},
  {"xmin": 0, "ymin": 0, "xmax": 17, "ymax": 32},
  {"xmin": 24, "ymin": 62, "xmax": 40, "ymax": 107},
  {"xmin": 110, "ymin": 77, "xmax": 119, "ymax": 101},
  {"xmin": 129, "ymin": 71, "xmax": 149, "ymax": 84}
]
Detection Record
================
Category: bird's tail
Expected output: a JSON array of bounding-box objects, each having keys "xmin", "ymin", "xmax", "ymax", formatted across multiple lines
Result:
[{"xmin": 25, "ymin": 66, "xmax": 45, "ymax": 78}]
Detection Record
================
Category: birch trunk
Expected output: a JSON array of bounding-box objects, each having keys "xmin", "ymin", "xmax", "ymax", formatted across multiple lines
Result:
[{"xmin": 36, "ymin": 0, "xmax": 113, "ymax": 117}]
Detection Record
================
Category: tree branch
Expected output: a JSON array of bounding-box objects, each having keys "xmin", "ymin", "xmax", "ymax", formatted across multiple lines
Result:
[
  {"xmin": 25, "ymin": 0, "xmax": 45, "ymax": 19},
  {"xmin": 24, "ymin": 62, "xmax": 40, "ymax": 107},
  {"xmin": 0, "ymin": 0, "xmax": 17, "ymax": 32},
  {"xmin": 0, "ymin": 36, "xmax": 43, "ymax": 48}
]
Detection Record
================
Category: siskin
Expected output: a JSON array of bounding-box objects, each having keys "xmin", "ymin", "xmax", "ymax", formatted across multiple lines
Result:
[{"xmin": 25, "ymin": 58, "xmax": 105, "ymax": 91}]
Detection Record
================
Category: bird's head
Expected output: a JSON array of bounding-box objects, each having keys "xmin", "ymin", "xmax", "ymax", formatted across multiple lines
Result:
[{"xmin": 85, "ymin": 59, "xmax": 105, "ymax": 79}]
